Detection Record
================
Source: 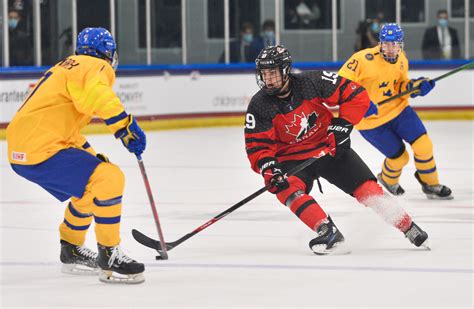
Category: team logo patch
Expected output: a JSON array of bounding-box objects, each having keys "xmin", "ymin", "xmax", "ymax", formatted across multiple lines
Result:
[
  {"xmin": 379, "ymin": 81, "xmax": 389, "ymax": 88},
  {"xmin": 365, "ymin": 53, "xmax": 374, "ymax": 60},
  {"xmin": 12, "ymin": 151, "xmax": 27, "ymax": 162},
  {"xmin": 285, "ymin": 111, "xmax": 319, "ymax": 140}
]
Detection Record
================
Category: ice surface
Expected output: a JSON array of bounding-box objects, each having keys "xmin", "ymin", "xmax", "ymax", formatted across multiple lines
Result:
[{"xmin": 1, "ymin": 121, "xmax": 472, "ymax": 308}]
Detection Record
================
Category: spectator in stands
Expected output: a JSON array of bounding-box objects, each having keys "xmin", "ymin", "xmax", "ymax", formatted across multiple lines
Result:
[
  {"xmin": 219, "ymin": 22, "xmax": 255, "ymax": 63},
  {"xmin": 285, "ymin": 0, "xmax": 321, "ymax": 29},
  {"xmin": 8, "ymin": 8, "xmax": 33, "ymax": 66},
  {"xmin": 421, "ymin": 9, "xmax": 460, "ymax": 60},
  {"xmin": 249, "ymin": 19, "xmax": 276, "ymax": 62},
  {"xmin": 354, "ymin": 11, "xmax": 384, "ymax": 51}
]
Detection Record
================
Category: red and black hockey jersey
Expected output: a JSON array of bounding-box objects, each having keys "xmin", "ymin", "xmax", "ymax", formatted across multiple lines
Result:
[{"xmin": 245, "ymin": 70, "xmax": 370, "ymax": 174}]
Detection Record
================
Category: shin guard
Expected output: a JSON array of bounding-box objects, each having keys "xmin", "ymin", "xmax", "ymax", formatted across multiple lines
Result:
[
  {"xmin": 354, "ymin": 180, "xmax": 412, "ymax": 232},
  {"xmin": 381, "ymin": 149, "xmax": 409, "ymax": 186},
  {"xmin": 412, "ymin": 134, "xmax": 439, "ymax": 185},
  {"xmin": 277, "ymin": 176, "xmax": 327, "ymax": 231}
]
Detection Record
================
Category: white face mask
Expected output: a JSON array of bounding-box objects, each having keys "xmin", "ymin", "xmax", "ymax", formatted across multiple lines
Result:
[
  {"xmin": 8, "ymin": 18, "xmax": 19, "ymax": 29},
  {"xmin": 438, "ymin": 18, "xmax": 448, "ymax": 27}
]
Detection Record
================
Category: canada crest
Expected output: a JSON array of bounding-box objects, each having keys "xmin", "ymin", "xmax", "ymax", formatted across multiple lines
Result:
[{"xmin": 285, "ymin": 111, "xmax": 319, "ymax": 140}]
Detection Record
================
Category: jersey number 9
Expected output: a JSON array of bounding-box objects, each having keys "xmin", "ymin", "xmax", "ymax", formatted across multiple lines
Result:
[{"xmin": 245, "ymin": 113, "xmax": 256, "ymax": 129}]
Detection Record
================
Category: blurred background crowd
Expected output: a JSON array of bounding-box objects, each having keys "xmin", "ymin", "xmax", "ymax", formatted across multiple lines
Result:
[{"xmin": 1, "ymin": 0, "xmax": 473, "ymax": 67}]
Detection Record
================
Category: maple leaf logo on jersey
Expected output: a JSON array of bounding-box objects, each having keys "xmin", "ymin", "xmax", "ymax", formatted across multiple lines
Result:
[{"xmin": 285, "ymin": 111, "xmax": 319, "ymax": 140}]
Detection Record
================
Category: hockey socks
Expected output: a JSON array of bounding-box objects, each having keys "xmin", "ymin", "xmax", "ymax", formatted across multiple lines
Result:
[
  {"xmin": 354, "ymin": 180, "xmax": 412, "ymax": 232},
  {"xmin": 288, "ymin": 193, "xmax": 327, "ymax": 231}
]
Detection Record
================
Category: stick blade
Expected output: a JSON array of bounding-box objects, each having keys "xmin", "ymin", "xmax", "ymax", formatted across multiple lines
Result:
[{"xmin": 132, "ymin": 229, "xmax": 166, "ymax": 252}]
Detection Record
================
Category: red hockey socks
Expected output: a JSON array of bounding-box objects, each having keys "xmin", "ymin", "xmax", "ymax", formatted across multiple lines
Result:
[
  {"xmin": 288, "ymin": 194, "xmax": 327, "ymax": 231},
  {"xmin": 354, "ymin": 180, "xmax": 412, "ymax": 232}
]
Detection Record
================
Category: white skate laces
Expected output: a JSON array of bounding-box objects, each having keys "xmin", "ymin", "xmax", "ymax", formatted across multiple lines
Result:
[
  {"xmin": 108, "ymin": 246, "xmax": 134, "ymax": 268},
  {"xmin": 77, "ymin": 246, "xmax": 98, "ymax": 260}
]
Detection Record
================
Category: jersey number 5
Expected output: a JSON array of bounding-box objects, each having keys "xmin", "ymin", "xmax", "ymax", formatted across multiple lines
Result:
[{"xmin": 245, "ymin": 113, "xmax": 256, "ymax": 129}]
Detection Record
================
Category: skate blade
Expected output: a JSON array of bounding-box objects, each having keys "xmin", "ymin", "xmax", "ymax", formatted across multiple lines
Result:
[
  {"xmin": 61, "ymin": 263, "xmax": 99, "ymax": 276},
  {"xmin": 99, "ymin": 269, "xmax": 145, "ymax": 284},
  {"xmin": 426, "ymin": 194, "xmax": 454, "ymax": 200},
  {"xmin": 420, "ymin": 240, "xmax": 431, "ymax": 251},
  {"xmin": 311, "ymin": 243, "xmax": 352, "ymax": 256}
]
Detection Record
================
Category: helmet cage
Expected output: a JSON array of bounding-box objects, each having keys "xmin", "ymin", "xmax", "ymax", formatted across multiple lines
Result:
[
  {"xmin": 255, "ymin": 45, "xmax": 292, "ymax": 95},
  {"xmin": 378, "ymin": 23, "xmax": 404, "ymax": 64}
]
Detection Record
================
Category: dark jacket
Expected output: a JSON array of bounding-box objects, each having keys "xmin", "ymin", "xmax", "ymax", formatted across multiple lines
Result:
[
  {"xmin": 421, "ymin": 26, "xmax": 460, "ymax": 60},
  {"xmin": 9, "ymin": 28, "xmax": 34, "ymax": 66},
  {"xmin": 219, "ymin": 40, "xmax": 252, "ymax": 63}
]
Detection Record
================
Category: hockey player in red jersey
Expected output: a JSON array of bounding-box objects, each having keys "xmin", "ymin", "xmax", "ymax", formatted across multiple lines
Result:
[{"xmin": 245, "ymin": 45, "xmax": 429, "ymax": 254}]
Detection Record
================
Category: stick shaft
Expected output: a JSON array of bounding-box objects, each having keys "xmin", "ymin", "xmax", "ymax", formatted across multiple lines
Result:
[
  {"xmin": 377, "ymin": 61, "xmax": 474, "ymax": 107},
  {"xmin": 166, "ymin": 149, "xmax": 328, "ymax": 248},
  {"xmin": 137, "ymin": 157, "xmax": 168, "ymax": 259}
]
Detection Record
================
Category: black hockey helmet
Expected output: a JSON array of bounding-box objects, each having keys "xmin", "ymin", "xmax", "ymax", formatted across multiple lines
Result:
[{"xmin": 255, "ymin": 45, "xmax": 292, "ymax": 95}]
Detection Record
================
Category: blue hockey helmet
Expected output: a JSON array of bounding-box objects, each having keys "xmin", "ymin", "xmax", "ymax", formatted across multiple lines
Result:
[
  {"xmin": 378, "ymin": 23, "xmax": 404, "ymax": 63},
  {"xmin": 76, "ymin": 27, "xmax": 118, "ymax": 70}
]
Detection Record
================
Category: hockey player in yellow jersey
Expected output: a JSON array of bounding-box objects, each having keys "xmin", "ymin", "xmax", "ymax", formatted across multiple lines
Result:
[
  {"xmin": 338, "ymin": 23, "xmax": 452, "ymax": 200},
  {"xmin": 6, "ymin": 27, "xmax": 147, "ymax": 283}
]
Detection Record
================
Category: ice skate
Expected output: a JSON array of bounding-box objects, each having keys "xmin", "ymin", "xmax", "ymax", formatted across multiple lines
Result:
[
  {"xmin": 309, "ymin": 216, "xmax": 350, "ymax": 255},
  {"xmin": 415, "ymin": 172, "xmax": 453, "ymax": 200},
  {"xmin": 404, "ymin": 222, "xmax": 430, "ymax": 250},
  {"xmin": 60, "ymin": 240, "xmax": 99, "ymax": 275},
  {"xmin": 377, "ymin": 173, "xmax": 405, "ymax": 196},
  {"xmin": 98, "ymin": 244, "xmax": 145, "ymax": 284}
]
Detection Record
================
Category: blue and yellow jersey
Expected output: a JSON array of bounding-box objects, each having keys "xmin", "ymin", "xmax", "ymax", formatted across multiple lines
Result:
[
  {"xmin": 6, "ymin": 55, "xmax": 129, "ymax": 165},
  {"xmin": 338, "ymin": 46, "xmax": 411, "ymax": 130}
]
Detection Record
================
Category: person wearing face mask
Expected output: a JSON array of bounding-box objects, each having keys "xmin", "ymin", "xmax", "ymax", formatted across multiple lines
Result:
[
  {"xmin": 8, "ymin": 9, "xmax": 33, "ymax": 66},
  {"xmin": 249, "ymin": 20, "xmax": 276, "ymax": 62},
  {"xmin": 354, "ymin": 12, "xmax": 384, "ymax": 52},
  {"xmin": 422, "ymin": 9, "xmax": 460, "ymax": 60},
  {"xmin": 219, "ymin": 22, "xmax": 255, "ymax": 63}
]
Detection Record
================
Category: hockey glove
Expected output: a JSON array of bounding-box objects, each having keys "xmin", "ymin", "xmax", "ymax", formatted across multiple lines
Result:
[
  {"xmin": 408, "ymin": 77, "xmax": 435, "ymax": 98},
  {"xmin": 260, "ymin": 160, "xmax": 289, "ymax": 194},
  {"xmin": 363, "ymin": 100, "xmax": 379, "ymax": 118},
  {"xmin": 96, "ymin": 153, "xmax": 110, "ymax": 163},
  {"xmin": 115, "ymin": 115, "xmax": 147, "ymax": 156},
  {"xmin": 327, "ymin": 117, "xmax": 353, "ymax": 159}
]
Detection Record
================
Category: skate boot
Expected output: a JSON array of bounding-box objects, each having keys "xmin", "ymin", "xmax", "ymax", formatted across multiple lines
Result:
[
  {"xmin": 60, "ymin": 240, "xmax": 98, "ymax": 275},
  {"xmin": 415, "ymin": 172, "xmax": 453, "ymax": 200},
  {"xmin": 98, "ymin": 244, "xmax": 145, "ymax": 284},
  {"xmin": 404, "ymin": 222, "xmax": 430, "ymax": 249},
  {"xmin": 377, "ymin": 173, "xmax": 405, "ymax": 196},
  {"xmin": 309, "ymin": 216, "xmax": 349, "ymax": 255}
]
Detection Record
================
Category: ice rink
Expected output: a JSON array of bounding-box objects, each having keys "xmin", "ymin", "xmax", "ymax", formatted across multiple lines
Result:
[{"xmin": 1, "ymin": 120, "xmax": 473, "ymax": 308}]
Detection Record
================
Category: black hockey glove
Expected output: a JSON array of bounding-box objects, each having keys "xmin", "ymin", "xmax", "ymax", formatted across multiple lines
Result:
[
  {"xmin": 260, "ymin": 159, "xmax": 289, "ymax": 194},
  {"xmin": 327, "ymin": 117, "xmax": 353, "ymax": 159}
]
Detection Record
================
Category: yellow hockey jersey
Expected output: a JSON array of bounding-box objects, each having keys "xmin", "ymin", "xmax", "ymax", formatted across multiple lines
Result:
[
  {"xmin": 6, "ymin": 55, "xmax": 128, "ymax": 165},
  {"xmin": 338, "ymin": 46, "xmax": 411, "ymax": 130}
]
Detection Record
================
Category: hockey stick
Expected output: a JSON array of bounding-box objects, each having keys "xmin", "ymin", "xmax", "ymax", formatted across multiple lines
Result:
[
  {"xmin": 377, "ymin": 61, "xmax": 474, "ymax": 107},
  {"xmin": 136, "ymin": 154, "xmax": 168, "ymax": 260},
  {"xmin": 132, "ymin": 148, "xmax": 330, "ymax": 259}
]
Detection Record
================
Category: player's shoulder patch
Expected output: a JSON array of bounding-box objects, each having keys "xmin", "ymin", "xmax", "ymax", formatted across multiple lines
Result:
[{"xmin": 365, "ymin": 53, "xmax": 374, "ymax": 61}]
